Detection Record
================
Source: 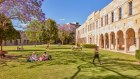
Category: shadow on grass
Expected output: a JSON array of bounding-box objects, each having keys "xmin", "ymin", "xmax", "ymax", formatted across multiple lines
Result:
[
  {"xmin": 27, "ymin": 62, "xmax": 46, "ymax": 69},
  {"xmin": 1, "ymin": 47, "xmax": 140, "ymax": 79},
  {"xmin": 49, "ymin": 47, "xmax": 71, "ymax": 50},
  {"xmin": 70, "ymin": 65, "xmax": 82, "ymax": 79}
]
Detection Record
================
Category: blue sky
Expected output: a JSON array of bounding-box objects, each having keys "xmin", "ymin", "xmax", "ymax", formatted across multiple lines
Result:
[
  {"xmin": 15, "ymin": 0, "xmax": 112, "ymax": 30},
  {"xmin": 41, "ymin": 0, "xmax": 112, "ymax": 25}
]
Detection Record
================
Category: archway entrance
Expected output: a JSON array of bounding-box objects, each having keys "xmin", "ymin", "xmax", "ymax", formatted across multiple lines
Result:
[
  {"xmin": 105, "ymin": 33, "xmax": 109, "ymax": 49},
  {"xmin": 110, "ymin": 32, "xmax": 115, "ymax": 50},
  {"xmin": 117, "ymin": 30, "xmax": 124, "ymax": 50},
  {"xmin": 100, "ymin": 34, "xmax": 104, "ymax": 48},
  {"xmin": 126, "ymin": 28, "xmax": 135, "ymax": 51}
]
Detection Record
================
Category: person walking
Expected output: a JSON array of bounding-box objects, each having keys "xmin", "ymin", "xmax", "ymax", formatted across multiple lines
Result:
[{"xmin": 92, "ymin": 46, "xmax": 102, "ymax": 65}]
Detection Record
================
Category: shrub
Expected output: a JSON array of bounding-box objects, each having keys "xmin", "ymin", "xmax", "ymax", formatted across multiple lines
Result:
[
  {"xmin": 83, "ymin": 44, "xmax": 97, "ymax": 48},
  {"xmin": 77, "ymin": 43, "xmax": 81, "ymax": 47},
  {"xmin": 0, "ymin": 51, "xmax": 8, "ymax": 57},
  {"xmin": 135, "ymin": 50, "xmax": 140, "ymax": 62}
]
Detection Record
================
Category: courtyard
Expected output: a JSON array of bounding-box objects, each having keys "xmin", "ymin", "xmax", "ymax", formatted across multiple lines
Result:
[{"xmin": 0, "ymin": 45, "xmax": 140, "ymax": 79}]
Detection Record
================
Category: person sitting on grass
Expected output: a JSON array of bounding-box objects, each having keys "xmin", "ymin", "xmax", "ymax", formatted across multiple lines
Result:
[
  {"xmin": 27, "ymin": 52, "xmax": 38, "ymax": 62},
  {"xmin": 39, "ymin": 52, "xmax": 52, "ymax": 61}
]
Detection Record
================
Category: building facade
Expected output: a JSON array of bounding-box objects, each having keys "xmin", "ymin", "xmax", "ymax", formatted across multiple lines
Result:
[
  {"xmin": 2, "ymin": 31, "xmax": 33, "ymax": 46},
  {"xmin": 76, "ymin": 0, "xmax": 140, "ymax": 53}
]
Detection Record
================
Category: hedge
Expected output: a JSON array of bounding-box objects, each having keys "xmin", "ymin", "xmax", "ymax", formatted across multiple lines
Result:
[
  {"xmin": 83, "ymin": 44, "xmax": 97, "ymax": 48},
  {"xmin": 136, "ymin": 50, "xmax": 140, "ymax": 62}
]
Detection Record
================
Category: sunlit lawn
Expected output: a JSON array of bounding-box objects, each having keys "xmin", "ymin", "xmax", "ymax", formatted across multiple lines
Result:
[{"xmin": 0, "ymin": 45, "xmax": 140, "ymax": 79}]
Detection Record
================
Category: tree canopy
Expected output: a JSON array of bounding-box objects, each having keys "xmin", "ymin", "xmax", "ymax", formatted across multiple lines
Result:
[
  {"xmin": 41, "ymin": 19, "xmax": 58, "ymax": 47},
  {"xmin": 0, "ymin": 0, "xmax": 45, "ymax": 25},
  {"xmin": 25, "ymin": 20, "xmax": 43, "ymax": 46},
  {"xmin": 0, "ymin": 14, "xmax": 20, "ymax": 51}
]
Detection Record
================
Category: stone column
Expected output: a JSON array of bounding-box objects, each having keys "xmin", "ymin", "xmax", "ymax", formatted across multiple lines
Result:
[
  {"xmin": 115, "ymin": 34, "xmax": 119, "ymax": 51},
  {"xmin": 109, "ymin": 36, "xmax": 111, "ymax": 50},
  {"xmin": 136, "ymin": 37, "xmax": 139, "ymax": 50},
  {"xmin": 104, "ymin": 36, "xmax": 106, "ymax": 49},
  {"xmin": 124, "ymin": 37, "xmax": 128, "ymax": 53},
  {"xmin": 86, "ymin": 36, "xmax": 88, "ymax": 44},
  {"xmin": 95, "ymin": 22, "xmax": 97, "ymax": 45},
  {"xmin": 136, "ymin": 34, "xmax": 140, "ymax": 50},
  {"xmin": 115, "ymin": 37, "xmax": 118, "ymax": 51}
]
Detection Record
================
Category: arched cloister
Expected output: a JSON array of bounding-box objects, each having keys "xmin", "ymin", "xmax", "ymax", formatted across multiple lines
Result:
[
  {"xmin": 126, "ymin": 28, "xmax": 135, "ymax": 51},
  {"xmin": 105, "ymin": 33, "xmax": 109, "ymax": 49},
  {"xmin": 117, "ymin": 30, "xmax": 124, "ymax": 50},
  {"xmin": 110, "ymin": 32, "xmax": 115, "ymax": 50},
  {"xmin": 100, "ymin": 34, "xmax": 104, "ymax": 48}
]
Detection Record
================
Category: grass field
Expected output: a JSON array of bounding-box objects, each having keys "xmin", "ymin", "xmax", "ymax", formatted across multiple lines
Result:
[{"xmin": 0, "ymin": 45, "xmax": 140, "ymax": 79}]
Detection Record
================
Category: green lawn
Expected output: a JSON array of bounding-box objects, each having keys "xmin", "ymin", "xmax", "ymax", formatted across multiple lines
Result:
[{"xmin": 0, "ymin": 45, "xmax": 140, "ymax": 79}]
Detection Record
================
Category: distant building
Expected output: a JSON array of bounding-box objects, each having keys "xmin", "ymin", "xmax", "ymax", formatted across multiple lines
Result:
[{"xmin": 2, "ymin": 30, "xmax": 36, "ymax": 46}]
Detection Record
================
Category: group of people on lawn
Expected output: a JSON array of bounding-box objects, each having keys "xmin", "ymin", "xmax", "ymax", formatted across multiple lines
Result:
[
  {"xmin": 27, "ymin": 52, "xmax": 51, "ymax": 62},
  {"xmin": 27, "ymin": 46, "xmax": 102, "ymax": 65}
]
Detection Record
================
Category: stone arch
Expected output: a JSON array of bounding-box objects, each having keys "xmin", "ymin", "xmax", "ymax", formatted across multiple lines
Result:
[
  {"xmin": 100, "ymin": 34, "xmax": 104, "ymax": 48},
  {"xmin": 110, "ymin": 32, "xmax": 115, "ymax": 50},
  {"xmin": 117, "ymin": 30, "xmax": 124, "ymax": 50},
  {"xmin": 105, "ymin": 33, "xmax": 109, "ymax": 49},
  {"xmin": 126, "ymin": 28, "xmax": 135, "ymax": 51}
]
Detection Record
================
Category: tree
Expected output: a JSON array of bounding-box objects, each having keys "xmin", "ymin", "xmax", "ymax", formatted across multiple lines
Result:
[
  {"xmin": 0, "ymin": 0, "xmax": 45, "ymax": 28},
  {"xmin": 58, "ymin": 30, "xmax": 65, "ymax": 45},
  {"xmin": 0, "ymin": 14, "xmax": 20, "ymax": 51},
  {"xmin": 25, "ymin": 20, "xmax": 43, "ymax": 47},
  {"xmin": 58, "ymin": 24, "xmax": 75, "ymax": 44},
  {"xmin": 41, "ymin": 19, "xmax": 58, "ymax": 48}
]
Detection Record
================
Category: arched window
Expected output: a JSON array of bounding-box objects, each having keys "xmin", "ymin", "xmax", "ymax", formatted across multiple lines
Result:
[{"xmin": 129, "ymin": 1, "xmax": 133, "ymax": 15}]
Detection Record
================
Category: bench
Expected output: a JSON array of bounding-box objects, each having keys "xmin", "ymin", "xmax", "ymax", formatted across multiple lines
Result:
[
  {"xmin": 0, "ymin": 51, "xmax": 8, "ymax": 57},
  {"xmin": 71, "ymin": 46, "xmax": 82, "ymax": 51}
]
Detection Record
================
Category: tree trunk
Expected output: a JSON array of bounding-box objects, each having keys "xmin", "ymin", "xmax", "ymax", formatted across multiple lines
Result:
[
  {"xmin": 61, "ymin": 40, "xmax": 64, "ymax": 45},
  {"xmin": 0, "ymin": 40, "xmax": 3, "ymax": 51},
  {"xmin": 35, "ymin": 41, "xmax": 36, "ymax": 47},
  {"xmin": 46, "ymin": 41, "xmax": 50, "ymax": 49}
]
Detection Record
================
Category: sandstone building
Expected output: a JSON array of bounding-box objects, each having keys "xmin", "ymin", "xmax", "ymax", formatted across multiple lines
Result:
[
  {"xmin": 2, "ymin": 31, "xmax": 32, "ymax": 46},
  {"xmin": 76, "ymin": 0, "xmax": 140, "ymax": 53}
]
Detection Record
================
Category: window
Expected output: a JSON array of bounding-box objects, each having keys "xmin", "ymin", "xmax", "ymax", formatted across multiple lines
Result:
[
  {"xmin": 96, "ymin": 20, "xmax": 98, "ymax": 27},
  {"xmin": 106, "ymin": 15, "xmax": 108, "ymax": 24},
  {"xmin": 129, "ymin": 1, "xmax": 132, "ymax": 15},
  {"xmin": 90, "ymin": 24, "xmax": 92, "ymax": 31},
  {"xmin": 92, "ymin": 23, "xmax": 94, "ymax": 29},
  {"xmin": 119, "ymin": 7, "xmax": 122, "ymax": 19},
  {"xmin": 112, "ymin": 12, "xmax": 114, "ymax": 22},
  {"xmin": 106, "ymin": 14, "xmax": 108, "ymax": 25},
  {"xmin": 105, "ymin": 16, "xmax": 106, "ymax": 25},
  {"xmin": 101, "ymin": 18, "xmax": 103, "ymax": 26}
]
